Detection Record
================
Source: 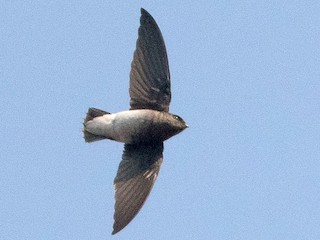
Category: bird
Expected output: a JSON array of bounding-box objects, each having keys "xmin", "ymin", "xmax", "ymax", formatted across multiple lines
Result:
[{"xmin": 83, "ymin": 8, "xmax": 188, "ymax": 234}]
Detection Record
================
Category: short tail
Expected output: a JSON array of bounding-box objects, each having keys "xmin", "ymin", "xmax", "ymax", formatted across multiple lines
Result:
[{"xmin": 83, "ymin": 108, "xmax": 110, "ymax": 143}]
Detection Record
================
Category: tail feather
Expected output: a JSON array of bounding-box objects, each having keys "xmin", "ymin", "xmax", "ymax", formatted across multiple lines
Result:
[
  {"xmin": 83, "ymin": 108, "xmax": 110, "ymax": 143},
  {"xmin": 84, "ymin": 108, "xmax": 110, "ymax": 123},
  {"xmin": 83, "ymin": 130, "xmax": 106, "ymax": 143}
]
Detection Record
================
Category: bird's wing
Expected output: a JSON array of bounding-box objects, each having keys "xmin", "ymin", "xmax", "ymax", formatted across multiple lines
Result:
[
  {"xmin": 129, "ymin": 8, "xmax": 171, "ymax": 112},
  {"xmin": 112, "ymin": 142, "xmax": 164, "ymax": 234}
]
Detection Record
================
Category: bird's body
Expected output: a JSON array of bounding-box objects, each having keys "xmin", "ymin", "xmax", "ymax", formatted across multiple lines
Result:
[
  {"xmin": 83, "ymin": 8, "xmax": 187, "ymax": 234},
  {"xmin": 84, "ymin": 108, "xmax": 186, "ymax": 144}
]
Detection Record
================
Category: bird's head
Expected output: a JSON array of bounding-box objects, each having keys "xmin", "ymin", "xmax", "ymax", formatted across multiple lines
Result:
[
  {"xmin": 169, "ymin": 114, "xmax": 188, "ymax": 131},
  {"xmin": 156, "ymin": 113, "xmax": 188, "ymax": 142}
]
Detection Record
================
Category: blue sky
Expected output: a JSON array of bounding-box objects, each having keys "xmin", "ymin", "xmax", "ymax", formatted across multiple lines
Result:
[{"xmin": 1, "ymin": 1, "xmax": 319, "ymax": 239}]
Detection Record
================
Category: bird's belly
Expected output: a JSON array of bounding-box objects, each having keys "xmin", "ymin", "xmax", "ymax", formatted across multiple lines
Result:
[
  {"xmin": 85, "ymin": 110, "xmax": 157, "ymax": 144},
  {"xmin": 112, "ymin": 110, "xmax": 154, "ymax": 143}
]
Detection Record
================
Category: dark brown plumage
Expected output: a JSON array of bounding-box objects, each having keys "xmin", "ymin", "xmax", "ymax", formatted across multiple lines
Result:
[
  {"xmin": 130, "ymin": 8, "xmax": 171, "ymax": 112},
  {"xmin": 83, "ymin": 8, "xmax": 187, "ymax": 235},
  {"xmin": 113, "ymin": 143, "xmax": 163, "ymax": 234}
]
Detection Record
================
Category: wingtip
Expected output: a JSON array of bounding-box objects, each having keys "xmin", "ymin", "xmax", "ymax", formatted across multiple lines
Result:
[
  {"xmin": 112, "ymin": 224, "xmax": 124, "ymax": 235},
  {"xmin": 140, "ymin": 8, "xmax": 150, "ymax": 16}
]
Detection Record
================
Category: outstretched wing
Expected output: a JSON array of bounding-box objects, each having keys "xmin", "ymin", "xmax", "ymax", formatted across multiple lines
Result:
[
  {"xmin": 129, "ymin": 8, "xmax": 171, "ymax": 112},
  {"xmin": 112, "ymin": 142, "xmax": 164, "ymax": 234}
]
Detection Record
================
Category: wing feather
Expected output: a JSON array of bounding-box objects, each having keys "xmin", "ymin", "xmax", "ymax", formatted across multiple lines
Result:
[
  {"xmin": 112, "ymin": 142, "xmax": 164, "ymax": 234},
  {"xmin": 129, "ymin": 8, "xmax": 171, "ymax": 112}
]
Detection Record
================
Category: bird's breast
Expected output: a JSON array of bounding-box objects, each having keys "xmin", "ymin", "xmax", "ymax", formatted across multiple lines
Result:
[
  {"xmin": 85, "ymin": 109, "xmax": 179, "ymax": 144},
  {"xmin": 112, "ymin": 110, "xmax": 159, "ymax": 143}
]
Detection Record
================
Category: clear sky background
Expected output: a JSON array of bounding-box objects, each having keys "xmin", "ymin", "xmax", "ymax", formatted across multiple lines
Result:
[{"xmin": 1, "ymin": 1, "xmax": 319, "ymax": 240}]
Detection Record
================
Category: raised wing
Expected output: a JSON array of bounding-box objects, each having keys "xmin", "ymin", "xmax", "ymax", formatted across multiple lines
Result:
[
  {"xmin": 129, "ymin": 8, "xmax": 171, "ymax": 112},
  {"xmin": 112, "ymin": 142, "xmax": 164, "ymax": 234}
]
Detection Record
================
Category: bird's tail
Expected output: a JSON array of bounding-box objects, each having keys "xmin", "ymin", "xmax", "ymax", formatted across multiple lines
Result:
[{"xmin": 83, "ymin": 108, "xmax": 110, "ymax": 143}]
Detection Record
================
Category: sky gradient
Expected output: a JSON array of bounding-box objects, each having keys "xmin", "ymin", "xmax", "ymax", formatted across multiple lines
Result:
[{"xmin": 1, "ymin": 1, "xmax": 320, "ymax": 239}]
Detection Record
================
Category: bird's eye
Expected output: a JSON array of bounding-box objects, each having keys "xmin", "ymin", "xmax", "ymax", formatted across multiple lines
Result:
[{"xmin": 173, "ymin": 115, "xmax": 182, "ymax": 121}]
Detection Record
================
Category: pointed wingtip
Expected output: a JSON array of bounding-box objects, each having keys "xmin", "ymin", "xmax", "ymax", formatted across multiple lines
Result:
[
  {"xmin": 112, "ymin": 223, "xmax": 124, "ymax": 235},
  {"xmin": 140, "ymin": 8, "xmax": 150, "ymax": 16}
]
